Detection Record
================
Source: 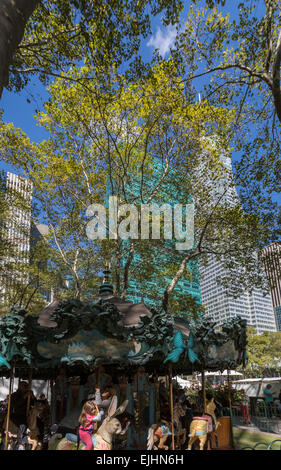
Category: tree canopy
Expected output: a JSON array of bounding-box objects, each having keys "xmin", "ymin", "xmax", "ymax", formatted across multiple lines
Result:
[
  {"xmin": 0, "ymin": 0, "xmax": 280, "ymax": 320},
  {"xmin": 239, "ymin": 327, "xmax": 281, "ymax": 378},
  {"xmin": 0, "ymin": 60, "xmax": 275, "ymax": 315},
  {"xmin": 0, "ymin": 0, "xmax": 184, "ymax": 98}
]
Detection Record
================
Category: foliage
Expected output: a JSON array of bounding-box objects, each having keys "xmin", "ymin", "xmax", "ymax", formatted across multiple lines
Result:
[
  {"xmin": 238, "ymin": 327, "xmax": 281, "ymax": 378},
  {"xmin": 184, "ymin": 382, "xmax": 244, "ymax": 407},
  {"xmin": 211, "ymin": 383, "xmax": 244, "ymax": 407},
  {"xmin": 0, "ymin": 56, "xmax": 275, "ymax": 315},
  {"xmin": 2, "ymin": 1, "xmax": 281, "ymax": 313},
  {"xmin": 5, "ymin": 0, "xmax": 184, "ymax": 94},
  {"xmin": 185, "ymin": 386, "xmax": 200, "ymax": 406},
  {"xmin": 169, "ymin": 0, "xmax": 281, "ymax": 241}
]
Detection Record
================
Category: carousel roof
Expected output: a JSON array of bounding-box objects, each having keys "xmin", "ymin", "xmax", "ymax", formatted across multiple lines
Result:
[
  {"xmin": 0, "ymin": 271, "xmax": 248, "ymax": 378},
  {"xmin": 37, "ymin": 295, "xmax": 153, "ymax": 328}
]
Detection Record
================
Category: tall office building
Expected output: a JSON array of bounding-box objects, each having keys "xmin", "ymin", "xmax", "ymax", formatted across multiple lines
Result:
[
  {"xmin": 0, "ymin": 172, "xmax": 33, "ymax": 304},
  {"xmin": 262, "ymin": 242, "xmax": 281, "ymax": 331},
  {"xmin": 198, "ymin": 154, "xmax": 276, "ymax": 334},
  {"xmin": 0, "ymin": 172, "xmax": 49, "ymax": 307},
  {"xmin": 199, "ymin": 254, "xmax": 276, "ymax": 334},
  {"xmin": 5, "ymin": 171, "xmax": 33, "ymax": 261}
]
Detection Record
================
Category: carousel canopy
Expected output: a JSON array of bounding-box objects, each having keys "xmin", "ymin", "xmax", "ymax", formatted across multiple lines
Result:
[{"xmin": 0, "ymin": 273, "xmax": 248, "ymax": 378}]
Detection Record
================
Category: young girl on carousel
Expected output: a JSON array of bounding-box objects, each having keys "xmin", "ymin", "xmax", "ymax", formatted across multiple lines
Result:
[{"xmin": 78, "ymin": 400, "xmax": 104, "ymax": 450}]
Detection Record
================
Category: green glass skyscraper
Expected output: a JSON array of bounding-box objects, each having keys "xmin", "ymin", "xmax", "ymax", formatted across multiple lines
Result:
[{"xmin": 108, "ymin": 157, "xmax": 202, "ymax": 318}]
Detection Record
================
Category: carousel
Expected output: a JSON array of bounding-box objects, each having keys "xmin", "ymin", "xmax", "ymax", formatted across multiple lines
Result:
[{"xmin": 0, "ymin": 267, "xmax": 247, "ymax": 450}]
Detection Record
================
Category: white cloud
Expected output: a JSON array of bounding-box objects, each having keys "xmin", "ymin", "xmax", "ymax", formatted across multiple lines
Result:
[{"xmin": 147, "ymin": 25, "xmax": 177, "ymax": 57}]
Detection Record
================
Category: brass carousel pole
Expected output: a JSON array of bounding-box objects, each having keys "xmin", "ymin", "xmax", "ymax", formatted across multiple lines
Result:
[
  {"xmin": 202, "ymin": 367, "xmax": 206, "ymax": 413},
  {"xmin": 26, "ymin": 366, "xmax": 33, "ymax": 418},
  {"xmin": 168, "ymin": 363, "xmax": 175, "ymax": 451},
  {"xmin": 59, "ymin": 367, "xmax": 66, "ymax": 421},
  {"xmin": 227, "ymin": 370, "xmax": 234, "ymax": 449},
  {"xmin": 4, "ymin": 363, "xmax": 15, "ymax": 450}
]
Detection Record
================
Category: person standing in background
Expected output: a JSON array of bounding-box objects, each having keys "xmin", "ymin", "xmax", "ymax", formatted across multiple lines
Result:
[
  {"xmin": 264, "ymin": 384, "xmax": 275, "ymax": 418},
  {"xmin": 240, "ymin": 390, "xmax": 251, "ymax": 424}
]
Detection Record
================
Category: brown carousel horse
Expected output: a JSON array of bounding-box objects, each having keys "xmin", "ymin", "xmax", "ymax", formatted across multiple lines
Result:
[
  {"xmin": 187, "ymin": 397, "xmax": 220, "ymax": 450},
  {"xmin": 173, "ymin": 401, "xmax": 187, "ymax": 448},
  {"xmin": 3, "ymin": 400, "xmax": 50, "ymax": 450}
]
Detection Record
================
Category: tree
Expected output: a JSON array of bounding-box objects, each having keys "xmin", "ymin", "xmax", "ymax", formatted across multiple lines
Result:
[
  {"xmin": 178, "ymin": 1, "xmax": 281, "ymax": 122},
  {"xmin": 0, "ymin": 60, "xmax": 274, "ymax": 316},
  {"xmin": 239, "ymin": 327, "xmax": 281, "ymax": 378},
  {"xmin": 0, "ymin": 0, "xmax": 184, "ymax": 98},
  {"xmin": 0, "ymin": 0, "xmax": 38, "ymax": 98},
  {"xmin": 163, "ymin": 1, "xmax": 281, "ymax": 239}
]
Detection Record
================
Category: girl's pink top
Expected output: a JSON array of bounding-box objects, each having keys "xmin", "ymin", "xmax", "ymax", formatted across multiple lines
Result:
[
  {"xmin": 83, "ymin": 413, "xmax": 97, "ymax": 430},
  {"xmin": 80, "ymin": 411, "xmax": 104, "ymax": 431}
]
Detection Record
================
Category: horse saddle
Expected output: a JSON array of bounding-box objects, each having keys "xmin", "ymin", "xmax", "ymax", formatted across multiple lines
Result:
[
  {"xmin": 193, "ymin": 415, "xmax": 213, "ymax": 433},
  {"xmin": 65, "ymin": 433, "xmax": 77, "ymax": 442},
  {"xmin": 65, "ymin": 432, "xmax": 98, "ymax": 449}
]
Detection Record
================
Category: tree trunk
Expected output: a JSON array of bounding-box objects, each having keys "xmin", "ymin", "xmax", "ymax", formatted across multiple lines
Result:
[
  {"xmin": 121, "ymin": 240, "xmax": 134, "ymax": 300},
  {"xmin": 161, "ymin": 252, "xmax": 194, "ymax": 312},
  {"xmin": 0, "ymin": 0, "xmax": 39, "ymax": 98}
]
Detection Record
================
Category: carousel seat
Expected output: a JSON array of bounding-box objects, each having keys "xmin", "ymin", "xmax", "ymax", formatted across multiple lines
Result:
[
  {"xmin": 193, "ymin": 415, "xmax": 213, "ymax": 433},
  {"xmin": 65, "ymin": 433, "xmax": 78, "ymax": 442}
]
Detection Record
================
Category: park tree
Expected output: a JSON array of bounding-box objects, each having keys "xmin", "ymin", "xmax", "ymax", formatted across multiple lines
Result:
[
  {"xmin": 239, "ymin": 327, "xmax": 281, "ymax": 378},
  {"xmin": 166, "ymin": 0, "xmax": 281, "ymax": 233},
  {"xmin": 1, "ymin": 0, "xmax": 280, "ymax": 320},
  {"xmin": 0, "ymin": 60, "xmax": 275, "ymax": 316},
  {"xmin": 0, "ymin": 0, "xmax": 184, "ymax": 99}
]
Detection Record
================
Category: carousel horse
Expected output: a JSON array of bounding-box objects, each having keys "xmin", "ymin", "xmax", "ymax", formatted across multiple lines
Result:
[
  {"xmin": 187, "ymin": 397, "xmax": 220, "ymax": 451},
  {"xmin": 173, "ymin": 401, "xmax": 187, "ymax": 449},
  {"xmin": 3, "ymin": 400, "xmax": 50, "ymax": 450},
  {"xmin": 147, "ymin": 406, "xmax": 187, "ymax": 451},
  {"xmin": 147, "ymin": 420, "xmax": 171, "ymax": 450},
  {"xmin": 48, "ymin": 399, "xmax": 130, "ymax": 450}
]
